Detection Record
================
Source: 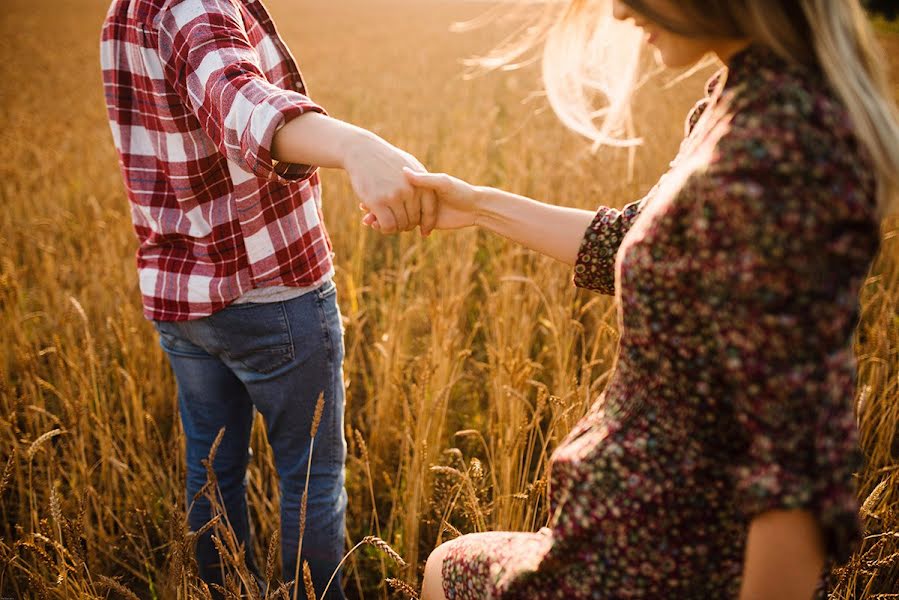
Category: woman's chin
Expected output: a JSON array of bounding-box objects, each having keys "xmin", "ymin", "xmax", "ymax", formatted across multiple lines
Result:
[{"xmin": 656, "ymin": 48, "xmax": 704, "ymax": 69}]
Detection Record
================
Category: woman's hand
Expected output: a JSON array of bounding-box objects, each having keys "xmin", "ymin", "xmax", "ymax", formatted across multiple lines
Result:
[
  {"xmin": 362, "ymin": 169, "xmax": 597, "ymax": 267},
  {"xmin": 361, "ymin": 168, "xmax": 479, "ymax": 234}
]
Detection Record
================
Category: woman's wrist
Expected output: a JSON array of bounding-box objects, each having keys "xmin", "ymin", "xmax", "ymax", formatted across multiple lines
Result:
[
  {"xmin": 472, "ymin": 185, "xmax": 501, "ymax": 230},
  {"xmin": 459, "ymin": 186, "xmax": 596, "ymax": 265}
]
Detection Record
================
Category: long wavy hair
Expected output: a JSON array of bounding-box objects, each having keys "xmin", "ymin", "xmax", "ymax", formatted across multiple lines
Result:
[{"xmin": 464, "ymin": 0, "xmax": 899, "ymax": 216}]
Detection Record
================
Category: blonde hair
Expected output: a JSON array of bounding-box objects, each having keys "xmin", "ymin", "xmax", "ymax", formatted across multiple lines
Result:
[{"xmin": 465, "ymin": 0, "xmax": 899, "ymax": 216}]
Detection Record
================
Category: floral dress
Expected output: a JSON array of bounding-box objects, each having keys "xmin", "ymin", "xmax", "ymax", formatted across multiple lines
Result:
[{"xmin": 441, "ymin": 45, "xmax": 881, "ymax": 599}]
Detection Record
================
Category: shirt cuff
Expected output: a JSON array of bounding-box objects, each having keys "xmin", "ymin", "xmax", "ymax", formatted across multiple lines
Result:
[
  {"xmin": 572, "ymin": 207, "xmax": 621, "ymax": 296},
  {"xmin": 243, "ymin": 90, "xmax": 327, "ymax": 185}
]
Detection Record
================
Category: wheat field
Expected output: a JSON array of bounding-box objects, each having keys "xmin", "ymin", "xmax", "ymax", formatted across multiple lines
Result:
[{"xmin": 1, "ymin": 0, "xmax": 897, "ymax": 598}]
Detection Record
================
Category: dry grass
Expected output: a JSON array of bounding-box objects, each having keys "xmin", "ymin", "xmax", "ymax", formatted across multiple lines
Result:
[{"xmin": 0, "ymin": 0, "xmax": 896, "ymax": 597}]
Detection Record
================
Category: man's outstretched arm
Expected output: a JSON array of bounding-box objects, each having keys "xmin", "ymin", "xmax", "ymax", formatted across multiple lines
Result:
[
  {"xmin": 272, "ymin": 112, "xmax": 436, "ymax": 235},
  {"xmin": 158, "ymin": 0, "xmax": 434, "ymax": 234}
]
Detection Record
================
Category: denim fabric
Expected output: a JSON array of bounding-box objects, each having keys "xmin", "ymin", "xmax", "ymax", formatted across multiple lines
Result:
[{"xmin": 154, "ymin": 280, "xmax": 347, "ymax": 599}]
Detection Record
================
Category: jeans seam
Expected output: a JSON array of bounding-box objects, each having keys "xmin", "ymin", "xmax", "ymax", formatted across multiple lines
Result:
[
  {"xmin": 316, "ymin": 295, "xmax": 334, "ymax": 366},
  {"xmin": 156, "ymin": 322, "xmax": 210, "ymax": 359},
  {"xmin": 210, "ymin": 305, "xmax": 294, "ymax": 375},
  {"xmin": 315, "ymin": 295, "xmax": 338, "ymax": 468},
  {"xmin": 204, "ymin": 317, "xmax": 230, "ymax": 362},
  {"xmin": 159, "ymin": 344, "xmax": 213, "ymax": 360},
  {"xmin": 280, "ymin": 301, "xmax": 296, "ymax": 364}
]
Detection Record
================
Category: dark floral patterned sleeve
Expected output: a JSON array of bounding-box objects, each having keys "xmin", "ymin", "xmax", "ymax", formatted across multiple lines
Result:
[
  {"xmin": 684, "ymin": 100, "xmax": 879, "ymax": 564},
  {"xmin": 573, "ymin": 196, "xmax": 649, "ymax": 295}
]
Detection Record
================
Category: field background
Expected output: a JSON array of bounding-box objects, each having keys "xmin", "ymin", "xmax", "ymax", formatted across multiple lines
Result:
[{"xmin": 1, "ymin": 0, "xmax": 897, "ymax": 598}]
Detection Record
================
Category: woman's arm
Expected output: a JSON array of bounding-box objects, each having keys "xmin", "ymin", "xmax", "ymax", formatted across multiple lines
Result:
[
  {"xmin": 395, "ymin": 170, "xmax": 596, "ymax": 265},
  {"xmin": 475, "ymin": 186, "xmax": 597, "ymax": 266},
  {"xmin": 740, "ymin": 510, "xmax": 825, "ymax": 600}
]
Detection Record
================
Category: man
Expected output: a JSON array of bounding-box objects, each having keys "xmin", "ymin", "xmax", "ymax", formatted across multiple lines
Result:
[{"xmin": 100, "ymin": 0, "xmax": 434, "ymax": 597}]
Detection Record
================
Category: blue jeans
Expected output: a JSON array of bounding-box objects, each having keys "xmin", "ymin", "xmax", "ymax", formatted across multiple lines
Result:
[{"xmin": 153, "ymin": 280, "xmax": 347, "ymax": 599}]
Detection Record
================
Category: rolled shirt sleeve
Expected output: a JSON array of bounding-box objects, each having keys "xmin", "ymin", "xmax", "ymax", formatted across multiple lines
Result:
[{"xmin": 156, "ymin": 0, "xmax": 325, "ymax": 183}]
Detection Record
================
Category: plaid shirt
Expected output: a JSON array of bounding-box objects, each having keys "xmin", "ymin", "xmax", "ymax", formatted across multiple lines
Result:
[{"xmin": 101, "ymin": 0, "xmax": 333, "ymax": 321}]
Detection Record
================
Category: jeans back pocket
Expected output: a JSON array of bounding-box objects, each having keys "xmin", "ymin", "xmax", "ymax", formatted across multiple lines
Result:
[{"xmin": 209, "ymin": 301, "xmax": 295, "ymax": 375}]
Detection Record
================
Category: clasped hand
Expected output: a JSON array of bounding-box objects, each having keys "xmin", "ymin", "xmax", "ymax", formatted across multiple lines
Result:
[
  {"xmin": 358, "ymin": 167, "xmax": 479, "ymax": 235},
  {"xmin": 342, "ymin": 133, "xmax": 439, "ymax": 235}
]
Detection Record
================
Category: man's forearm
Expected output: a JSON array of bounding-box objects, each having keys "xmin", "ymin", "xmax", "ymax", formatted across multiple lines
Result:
[
  {"xmin": 272, "ymin": 112, "xmax": 436, "ymax": 234},
  {"xmin": 271, "ymin": 112, "xmax": 371, "ymax": 169}
]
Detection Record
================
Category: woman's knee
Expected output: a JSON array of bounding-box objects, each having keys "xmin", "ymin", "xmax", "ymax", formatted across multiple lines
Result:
[{"xmin": 421, "ymin": 540, "xmax": 454, "ymax": 600}]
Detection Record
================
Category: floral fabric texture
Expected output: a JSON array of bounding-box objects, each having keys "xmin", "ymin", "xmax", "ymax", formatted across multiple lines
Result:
[{"xmin": 442, "ymin": 46, "xmax": 880, "ymax": 599}]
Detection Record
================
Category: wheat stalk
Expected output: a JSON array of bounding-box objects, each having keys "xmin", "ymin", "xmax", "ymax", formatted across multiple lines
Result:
[
  {"xmin": 26, "ymin": 429, "xmax": 65, "ymax": 461},
  {"xmin": 319, "ymin": 535, "xmax": 409, "ymax": 599},
  {"xmin": 310, "ymin": 392, "xmax": 325, "ymax": 439},
  {"xmin": 302, "ymin": 561, "xmax": 317, "ymax": 600},
  {"xmin": 363, "ymin": 536, "xmax": 407, "ymax": 568},
  {"xmin": 293, "ymin": 391, "xmax": 326, "ymax": 600},
  {"xmin": 861, "ymin": 479, "xmax": 889, "ymax": 517},
  {"xmin": 98, "ymin": 575, "xmax": 141, "ymax": 600},
  {"xmin": 386, "ymin": 577, "xmax": 420, "ymax": 599},
  {"xmin": 0, "ymin": 449, "xmax": 15, "ymax": 496},
  {"xmin": 265, "ymin": 527, "xmax": 280, "ymax": 586},
  {"xmin": 440, "ymin": 521, "xmax": 462, "ymax": 539}
]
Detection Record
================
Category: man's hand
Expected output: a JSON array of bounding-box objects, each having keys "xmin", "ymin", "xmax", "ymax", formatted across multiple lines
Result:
[
  {"xmin": 341, "ymin": 132, "xmax": 436, "ymax": 235},
  {"xmin": 361, "ymin": 169, "xmax": 479, "ymax": 233},
  {"xmin": 363, "ymin": 169, "xmax": 598, "ymax": 267},
  {"xmin": 270, "ymin": 112, "xmax": 436, "ymax": 235}
]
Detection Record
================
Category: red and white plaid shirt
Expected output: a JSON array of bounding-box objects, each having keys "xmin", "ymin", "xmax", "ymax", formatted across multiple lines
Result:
[{"xmin": 101, "ymin": 0, "xmax": 333, "ymax": 321}]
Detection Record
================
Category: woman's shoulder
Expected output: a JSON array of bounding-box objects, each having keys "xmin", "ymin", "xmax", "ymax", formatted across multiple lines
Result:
[
  {"xmin": 696, "ymin": 47, "xmax": 874, "ymax": 208},
  {"xmin": 679, "ymin": 47, "xmax": 879, "ymax": 235},
  {"xmin": 722, "ymin": 46, "xmax": 865, "ymax": 167}
]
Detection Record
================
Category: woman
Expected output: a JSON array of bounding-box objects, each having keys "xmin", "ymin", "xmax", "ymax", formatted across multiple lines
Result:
[{"xmin": 365, "ymin": 0, "xmax": 899, "ymax": 598}]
